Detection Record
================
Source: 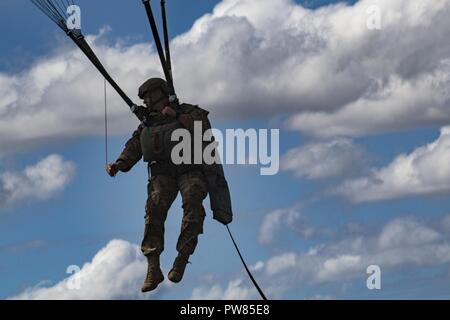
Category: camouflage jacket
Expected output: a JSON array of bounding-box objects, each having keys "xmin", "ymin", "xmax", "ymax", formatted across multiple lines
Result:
[
  {"xmin": 116, "ymin": 103, "xmax": 209, "ymax": 172},
  {"xmin": 116, "ymin": 103, "xmax": 233, "ymax": 224}
]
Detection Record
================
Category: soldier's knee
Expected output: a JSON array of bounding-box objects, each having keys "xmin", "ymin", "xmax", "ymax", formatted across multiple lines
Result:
[
  {"xmin": 181, "ymin": 212, "xmax": 206, "ymax": 234},
  {"xmin": 144, "ymin": 214, "xmax": 164, "ymax": 229},
  {"xmin": 179, "ymin": 171, "xmax": 207, "ymax": 200},
  {"xmin": 182, "ymin": 202, "xmax": 206, "ymax": 225},
  {"xmin": 181, "ymin": 185, "xmax": 207, "ymax": 210},
  {"xmin": 145, "ymin": 214, "xmax": 161, "ymax": 226},
  {"xmin": 147, "ymin": 175, "xmax": 177, "ymax": 210},
  {"xmin": 149, "ymin": 191, "xmax": 168, "ymax": 207},
  {"xmin": 146, "ymin": 192, "xmax": 172, "ymax": 215}
]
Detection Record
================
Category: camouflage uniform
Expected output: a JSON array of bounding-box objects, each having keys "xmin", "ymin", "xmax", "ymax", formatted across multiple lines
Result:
[{"xmin": 116, "ymin": 104, "xmax": 209, "ymax": 257}]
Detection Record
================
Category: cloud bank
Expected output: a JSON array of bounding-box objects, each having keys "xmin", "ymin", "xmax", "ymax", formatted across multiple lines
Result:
[
  {"xmin": 210, "ymin": 213, "xmax": 450, "ymax": 299},
  {"xmin": 10, "ymin": 240, "xmax": 163, "ymax": 300},
  {"xmin": 1, "ymin": 0, "xmax": 450, "ymax": 154},
  {"xmin": 281, "ymin": 138, "xmax": 368, "ymax": 180},
  {"xmin": 334, "ymin": 127, "xmax": 450, "ymax": 202}
]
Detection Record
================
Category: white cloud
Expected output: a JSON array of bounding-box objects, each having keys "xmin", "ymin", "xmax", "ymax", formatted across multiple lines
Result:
[
  {"xmin": 377, "ymin": 217, "xmax": 441, "ymax": 249},
  {"xmin": 250, "ymin": 261, "xmax": 264, "ymax": 272},
  {"xmin": 1, "ymin": 0, "xmax": 450, "ymax": 153},
  {"xmin": 334, "ymin": 127, "xmax": 450, "ymax": 202},
  {"xmin": 174, "ymin": 0, "xmax": 450, "ymax": 131},
  {"xmin": 19, "ymin": 215, "xmax": 450, "ymax": 299},
  {"xmin": 258, "ymin": 205, "xmax": 316, "ymax": 245},
  {"xmin": 10, "ymin": 239, "xmax": 219, "ymax": 300},
  {"xmin": 10, "ymin": 239, "xmax": 168, "ymax": 300},
  {"xmin": 287, "ymin": 64, "xmax": 450, "ymax": 138},
  {"xmin": 247, "ymin": 214, "xmax": 450, "ymax": 297},
  {"xmin": 194, "ymin": 213, "xmax": 450, "ymax": 298},
  {"xmin": 286, "ymin": 0, "xmax": 450, "ymax": 137},
  {"xmin": 316, "ymin": 254, "xmax": 361, "ymax": 281},
  {"xmin": 191, "ymin": 279, "xmax": 258, "ymax": 300},
  {"xmin": 265, "ymin": 252, "xmax": 297, "ymax": 276},
  {"xmin": 281, "ymin": 138, "xmax": 368, "ymax": 179},
  {"xmin": 0, "ymin": 154, "xmax": 75, "ymax": 209},
  {"xmin": 0, "ymin": 31, "xmax": 162, "ymax": 154}
]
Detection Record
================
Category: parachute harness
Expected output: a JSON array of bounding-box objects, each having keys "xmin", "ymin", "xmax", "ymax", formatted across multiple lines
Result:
[{"xmin": 30, "ymin": 0, "xmax": 268, "ymax": 300}]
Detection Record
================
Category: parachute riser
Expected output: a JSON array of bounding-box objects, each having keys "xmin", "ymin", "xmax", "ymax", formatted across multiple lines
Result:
[
  {"xmin": 142, "ymin": 0, "xmax": 180, "ymax": 110},
  {"xmin": 160, "ymin": 0, "xmax": 172, "ymax": 73}
]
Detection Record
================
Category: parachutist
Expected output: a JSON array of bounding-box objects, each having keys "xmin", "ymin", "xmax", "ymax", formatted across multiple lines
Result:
[{"xmin": 106, "ymin": 78, "xmax": 232, "ymax": 292}]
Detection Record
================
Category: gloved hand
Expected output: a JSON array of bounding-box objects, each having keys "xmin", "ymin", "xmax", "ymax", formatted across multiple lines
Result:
[
  {"xmin": 106, "ymin": 163, "xmax": 119, "ymax": 177},
  {"xmin": 105, "ymin": 161, "xmax": 128, "ymax": 177},
  {"xmin": 213, "ymin": 210, "xmax": 233, "ymax": 225}
]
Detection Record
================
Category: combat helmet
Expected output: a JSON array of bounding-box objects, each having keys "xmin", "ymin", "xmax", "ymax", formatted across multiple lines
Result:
[{"xmin": 138, "ymin": 77, "xmax": 169, "ymax": 99}]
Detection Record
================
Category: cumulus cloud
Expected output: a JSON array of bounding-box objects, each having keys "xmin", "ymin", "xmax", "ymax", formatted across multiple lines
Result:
[
  {"xmin": 287, "ymin": 62, "xmax": 450, "ymax": 138},
  {"xmin": 334, "ymin": 127, "xmax": 450, "ymax": 202},
  {"xmin": 233, "ymin": 214, "xmax": 450, "ymax": 298},
  {"xmin": 10, "ymin": 238, "xmax": 256, "ymax": 300},
  {"xmin": 10, "ymin": 240, "xmax": 166, "ymax": 300},
  {"xmin": 298, "ymin": 217, "xmax": 450, "ymax": 282},
  {"xmin": 301, "ymin": 215, "xmax": 450, "ymax": 283},
  {"xmin": 192, "ymin": 214, "xmax": 450, "ymax": 299},
  {"xmin": 258, "ymin": 205, "xmax": 317, "ymax": 245},
  {"xmin": 286, "ymin": 0, "xmax": 450, "ymax": 137},
  {"xmin": 281, "ymin": 138, "xmax": 368, "ymax": 179},
  {"xmin": 2, "ymin": 0, "xmax": 450, "ymax": 153},
  {"xmin": 265, "ymin": 252, "xmax": 297, "ymax": 276},
  {"xmin": 15, "ymin": 216, "xmax": 450, "ymax": 299},
  {"xmin": 0, "ymin": 30, "xmax": 161, "ymax": 154},
  {"xmin": 191, "ymin": 279, "xmax": 258, "ymax": 300},
  {"xmin": 0, "ymin": 154, "xmax": 75, "ymax": 209}
]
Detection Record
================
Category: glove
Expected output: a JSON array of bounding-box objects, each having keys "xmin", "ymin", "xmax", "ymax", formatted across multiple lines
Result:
[
  {"xmin": 106, "ymin": 161, "xmax": 128, "ymax": 177},
  {"xmin": 106, "ymin": 163, "xmax": 118, "ymax": 177}
]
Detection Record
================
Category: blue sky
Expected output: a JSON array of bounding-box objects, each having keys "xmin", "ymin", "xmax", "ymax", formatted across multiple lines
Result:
[{"xmin": 1, "ymin": 0, "xmax": 450, "ymax": 300}]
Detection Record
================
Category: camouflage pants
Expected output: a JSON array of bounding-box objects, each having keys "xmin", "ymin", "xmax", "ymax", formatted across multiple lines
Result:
[{"xmin": 141, "ymin": 170, "xmax": 208, "ymax": 257}]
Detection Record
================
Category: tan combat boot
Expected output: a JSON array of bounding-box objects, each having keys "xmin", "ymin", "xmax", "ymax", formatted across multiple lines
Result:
[
  {"xmin": 141, "ymin": 254, "xmax": 164, "ymax": 292},
  {"xmin": 168, "ymin": 254, "xmax": 190, "ymax": 283}
]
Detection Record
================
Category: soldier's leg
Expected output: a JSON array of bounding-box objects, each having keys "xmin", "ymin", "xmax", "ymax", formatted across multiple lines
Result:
[
  {"xmin": 141, "ymin": 174, "xmax": 178, "ymax": 292},
  {"xmin": 141, "ymin": 174, "xmax": 178, "ymax": 257},
  {"xmin": 176, "ymin": 170, "xmax": 208, "ymax": 256},
  {"xmin": 168, "ymin": 170, "xmax": 207, "ymax": 283}
]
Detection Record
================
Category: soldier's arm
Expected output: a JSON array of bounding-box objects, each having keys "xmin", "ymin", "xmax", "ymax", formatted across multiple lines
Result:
[{"xmin": 115, "ymin": 124, "xmax": 144, "ymax": 172}]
